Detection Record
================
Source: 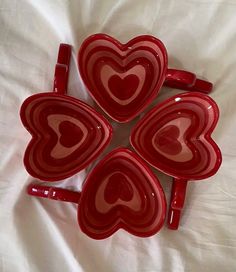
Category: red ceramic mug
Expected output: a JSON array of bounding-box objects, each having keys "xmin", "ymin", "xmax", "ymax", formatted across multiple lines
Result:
[
  {"xmin": 130, "ymin": 92, "xmax": 222, "ymax": 229},
  {"xmin": 27, "ymin": 148, "xmax": 167, "ymax": 239},
  {"xmin": 78, "ymin": 33, "xmax": 213, "ymax": 122},
  {"xmin": 20, "ymin": 44, "xmax": 112, "ymax": 181}
]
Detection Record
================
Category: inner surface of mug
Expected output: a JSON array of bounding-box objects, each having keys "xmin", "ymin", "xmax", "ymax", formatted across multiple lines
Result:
[
  {"xmin": 78, "ymin": 148, "xmax": 166, "ymax": 239},
  {"xmin": 130, "ymin": 93, "xmax": 222, "ymax": 180},
  {"xmin": 79, "ymin": 34, "xmax": 168, "ymax": 122},
  {"xmin": 20, "ymin": 93, "xmax": 112, "ymax": 181}
]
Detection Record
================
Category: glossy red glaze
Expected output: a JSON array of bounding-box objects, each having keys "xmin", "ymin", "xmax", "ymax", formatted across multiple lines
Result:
[
  {"xmin": 78, "ymin": 34, "xmax": 213, "ymax": 123},
  {"xmin": 27, "ymin": 148, "xmax": 167, "ymax": 239},
  {"xmin": 164, "ymin": 69, "xmax": 213, "ymax": 94},
  {"xmin": 27, "ymin": 184, "xmax": 81, "ymax": 203},
  {"xmin": 20, "ymin": 44, "xmax": 112, "ymax": 181},
  {"xmin": 130, "ymin": 92, "xmax": 222, "ymax": 229},
  {"xmin": 168, "ymin": 178, "xmax": 188, "ymax": 230}
]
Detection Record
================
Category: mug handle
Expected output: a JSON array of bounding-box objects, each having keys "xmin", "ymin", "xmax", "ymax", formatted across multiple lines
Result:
[
  {"xmin": 53, "ymin": 43, "xmax": 72, "ymax": 95},
  {"xmin": 27, "ymin": 184, "xmax": 81, "ymax": 204},
  {"xmin": 167, "ymin": 178, "xmax": 188, "ymax": 230},
  {"xmin": 164, "ymin": 69, "xmax": 213, "ymax": 94}
]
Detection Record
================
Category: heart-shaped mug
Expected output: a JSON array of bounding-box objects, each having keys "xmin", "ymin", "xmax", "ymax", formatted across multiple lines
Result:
[
  {"xmin": 130, "ymin": 92, "xmax": 222, "ymax": 229},
  {"xmin": 78, "ymin": 33, "xmax": 213, "ymax": 122},
  {"xmin": 27, "ymin": 147, "xmax": 167, "ymax": 239},
  {"xmin": 20, "ymin": 44, "xmax": 112, "ymax": 181}
]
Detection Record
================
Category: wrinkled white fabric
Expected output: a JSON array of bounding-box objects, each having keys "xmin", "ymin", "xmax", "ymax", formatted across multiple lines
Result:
[{"xmin": 0, "ymin": 0, "xmax": 236, "ymax": 271}]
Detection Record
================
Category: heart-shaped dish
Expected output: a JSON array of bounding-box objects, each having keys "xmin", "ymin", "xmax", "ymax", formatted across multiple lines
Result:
[
  {"xmin": 27, "ymin": 147, "xmax": 166, "ymax": 239},
  {"xmin": 130, "ymin": 92, "xmax": 222, "ymax": 180},
  {"xmin": 130, "ymin": 92, "xmax": 222, "ymax": 229},
  {"xmin": 20, "ymin": 44, "xmax": 112, "ymax": 181},
  {"xmin": 20, "ymin": 93, "xmax": 112, "ymax": 181},
  {"xmin": 79, "ymin": 34, "xmax": 168, "ymax": 122},
  {"xmin": 78, "ymin": 147, "xmax": 166, "ymax": 239},
  {"xmin": 78, "ymin": 34, "xmax": 213, "ymax": 123}
]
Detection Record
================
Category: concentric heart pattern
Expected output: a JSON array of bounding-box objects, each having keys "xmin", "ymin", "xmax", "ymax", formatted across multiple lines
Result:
[
  {"xmin": 130, "ymin": 92, "xmax": 222, "ymax": 180},
  {"xmin": 78, "ymin": 148, "xmax": 166, "ymax": 239},
  {"xmin": 20, "ymin": 93, "xmax": 112, "ymax": 181},
  {"xmin": 78, "ymin": 34, "xmax": 167, "ymax": 122}
]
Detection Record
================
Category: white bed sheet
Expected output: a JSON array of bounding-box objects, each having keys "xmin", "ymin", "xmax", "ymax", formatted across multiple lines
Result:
[{"xmin": 0, "ymin": 0, "xmax": 236, "ymax": 271}]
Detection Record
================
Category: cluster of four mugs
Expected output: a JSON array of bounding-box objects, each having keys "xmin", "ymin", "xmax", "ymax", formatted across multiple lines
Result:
[{"xmin": 20, "ymin": 34, "xmax": 222, "ymax": 240}]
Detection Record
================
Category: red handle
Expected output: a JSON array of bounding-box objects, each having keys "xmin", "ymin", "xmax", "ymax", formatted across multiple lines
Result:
[
  {"xmin": 53, "ymin": 43, "xmax": 72, "ymax": 95},
  {"xmin": 27, "ymin": 184, "xmax": 81, "ymax": 204},
  {"xmin": 167, "ymin": 178, "xmax": 188, "ymax": 230},
  {"xmin": 164, "ymin": 69, "xmax": 213, "ymax": 94}
]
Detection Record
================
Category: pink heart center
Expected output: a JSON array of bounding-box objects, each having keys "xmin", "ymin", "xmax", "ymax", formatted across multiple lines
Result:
[
  {"xmin": 59, "ymin": 121, "xmax": 83, "ymax": 148},
  {"xmin": 108, "ymin": 74, "xmax": 139, "ymax": 100},
  {"xmin": 153, "ymin": 125, "xmax": 182, "ymax": 155},
  {"xmin": 104, "ymin": 173, "xmax": 134, "ymax": 204}
]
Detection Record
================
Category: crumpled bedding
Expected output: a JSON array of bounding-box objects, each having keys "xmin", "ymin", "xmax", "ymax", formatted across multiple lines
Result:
[{"xmin": 0, "ymin": 0, "xmax": 236, "ymax": 271}]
